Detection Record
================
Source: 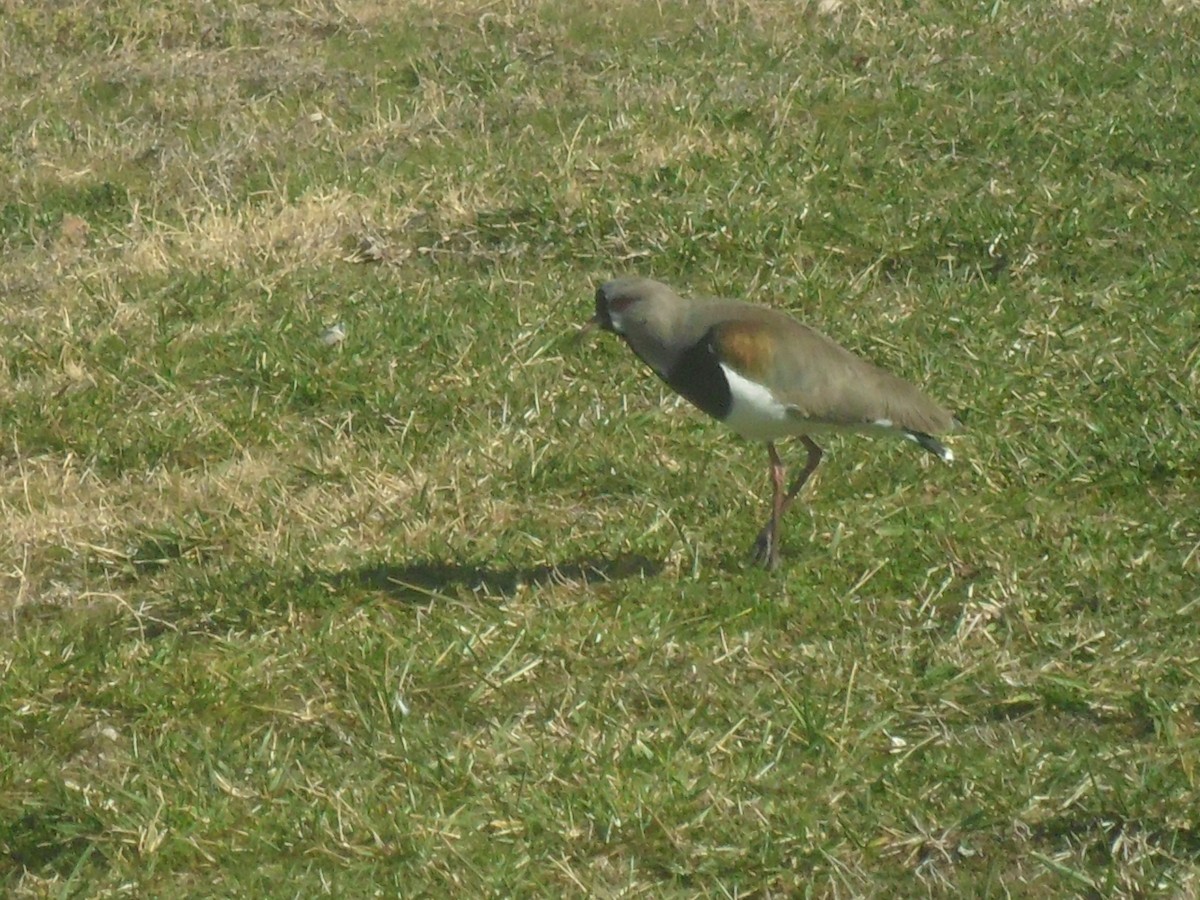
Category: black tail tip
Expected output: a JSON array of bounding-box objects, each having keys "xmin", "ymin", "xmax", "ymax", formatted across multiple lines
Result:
[{"xmin": 905, "ymin": 430, "xmax": 954, "ymax": 463}]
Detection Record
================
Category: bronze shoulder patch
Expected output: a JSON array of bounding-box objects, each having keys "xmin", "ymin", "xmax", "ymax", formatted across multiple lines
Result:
[{"xmin": 712, "ymin": 319, "xmax": 775, "ymax": 381}]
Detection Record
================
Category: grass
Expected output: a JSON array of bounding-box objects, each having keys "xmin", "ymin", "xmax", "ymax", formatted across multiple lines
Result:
[{"xmin": 2, "ymin": 0, "xmax": 1198, "ymax": 894}]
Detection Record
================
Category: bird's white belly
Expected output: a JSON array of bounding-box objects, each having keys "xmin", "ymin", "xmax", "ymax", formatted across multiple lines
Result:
[{"xmin": 719, "ymin": 363, "xmax": 802, "ymax": 441}]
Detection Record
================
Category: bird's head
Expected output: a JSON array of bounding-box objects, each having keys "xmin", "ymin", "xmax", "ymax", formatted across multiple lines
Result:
[
  {"xmin": 582, "ymin": 277, "xmax": 681, "ymax": 339},
  {"xmin": 578, "ymin": 277, "xmax": 693, "ymax": 380}
]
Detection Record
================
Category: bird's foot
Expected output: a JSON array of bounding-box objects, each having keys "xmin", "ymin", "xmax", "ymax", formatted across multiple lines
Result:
[{"xmin": 751, "ymin": 524, "xmax": 780, "ymax": 571}]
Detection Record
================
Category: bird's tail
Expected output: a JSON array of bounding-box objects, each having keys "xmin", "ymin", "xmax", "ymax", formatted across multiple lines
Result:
[{"xmin": 904, "ymin": 429, "xmax": 954, "ymax": 463}]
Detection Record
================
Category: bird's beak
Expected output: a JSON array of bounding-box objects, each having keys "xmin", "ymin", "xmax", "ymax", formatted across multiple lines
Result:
[{"xmin": 573, "ymin": 314, "xmax": 602, "ymax": 345}]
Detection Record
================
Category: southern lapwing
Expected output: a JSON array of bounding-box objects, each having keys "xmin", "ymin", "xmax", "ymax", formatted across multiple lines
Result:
[{"xmin": 584, "ymin": 277, "xmax": 960, "ymax": 570}]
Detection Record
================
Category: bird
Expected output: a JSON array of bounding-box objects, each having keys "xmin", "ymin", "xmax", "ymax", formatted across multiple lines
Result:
[{"xmin": 583, "ymin": 276, "xmax": 960, "ymax": 570}]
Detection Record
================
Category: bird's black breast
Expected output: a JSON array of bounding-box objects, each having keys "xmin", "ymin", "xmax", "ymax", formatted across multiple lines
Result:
[{"xmin": 658, "ymin": 330, "xmax": 731, "ymax": 421}]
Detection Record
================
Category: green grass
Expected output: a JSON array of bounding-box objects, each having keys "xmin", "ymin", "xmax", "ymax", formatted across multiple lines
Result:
[{"xmin": 3, "ymin": 0, "xmax": 1199, "ymax": 894}]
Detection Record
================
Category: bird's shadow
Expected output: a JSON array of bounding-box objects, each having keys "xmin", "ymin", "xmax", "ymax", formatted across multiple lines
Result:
[{"xmin": 323, "ymin": 553, "xmax": 664, "ymax": 605}]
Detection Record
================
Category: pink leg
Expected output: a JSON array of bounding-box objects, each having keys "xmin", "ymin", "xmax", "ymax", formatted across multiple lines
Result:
[
  {"xmin": 752, "ymin": 442, "xmax": 787, "ymax": 570},
  {"xmin": 751, "ymin": 437, "xmax": 824, "ymax": 570},
  {"xmin": 782, "ymin": 436, "xmax": 824, "ymax": 515}
]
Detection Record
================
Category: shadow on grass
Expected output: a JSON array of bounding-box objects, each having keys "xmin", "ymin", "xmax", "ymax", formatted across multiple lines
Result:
[{"xmin": 329, "ymin": 553, "xmax": 664, "ymax": 604}]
